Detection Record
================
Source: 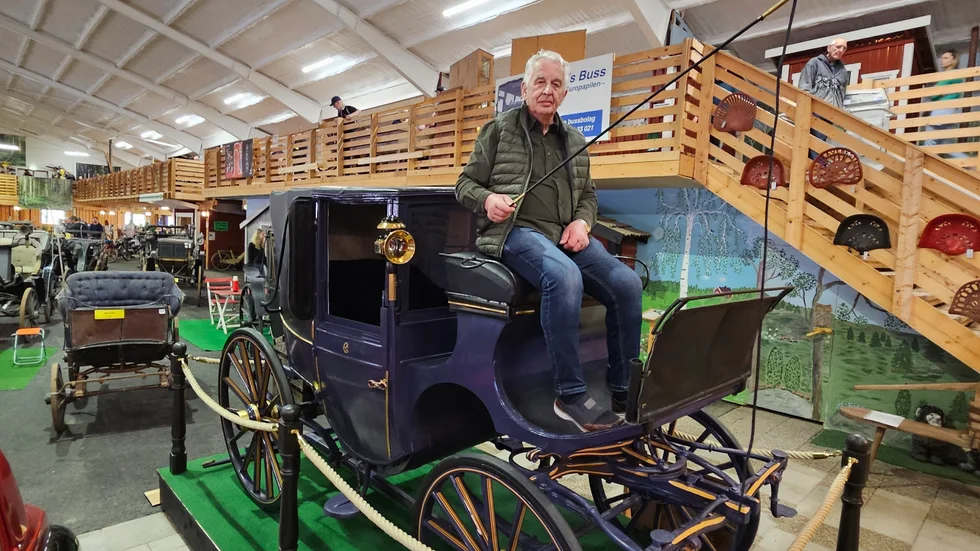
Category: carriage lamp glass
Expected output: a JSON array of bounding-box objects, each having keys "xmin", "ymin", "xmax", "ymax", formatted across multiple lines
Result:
[{"xmin": 375, "ymin": 229, "xmax": 415, "ymax": 265}]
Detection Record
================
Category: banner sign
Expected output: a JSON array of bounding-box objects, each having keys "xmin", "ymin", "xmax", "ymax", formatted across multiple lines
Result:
[
  {"xmin": 223, "ymin": 139, "xmax": 253, "ymax": 179},
  {"xmin": 139, "ymin": 192, "xmax": 164, "ymax": 202},
  {"xmin": 495, "ymin": 54, "xmax": 613, "ymax": 142},
  {"xmin": 17, "ymin": 176, "xmax": 72, "ymax": 209}
]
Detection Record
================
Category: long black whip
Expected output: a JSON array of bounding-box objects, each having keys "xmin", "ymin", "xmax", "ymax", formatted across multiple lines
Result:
[{"xmin": 477, "ymin": 0, "xmax": 792, "ymax": 233}]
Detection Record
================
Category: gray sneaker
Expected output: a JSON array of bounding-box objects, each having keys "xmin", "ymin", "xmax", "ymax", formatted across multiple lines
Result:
[{"xmin": 553, "ymin": 393, "xmax": 624, "ymax": 432}]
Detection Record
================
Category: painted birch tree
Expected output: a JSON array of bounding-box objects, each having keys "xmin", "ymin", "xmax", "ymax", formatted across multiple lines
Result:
[{"xmin": 656, "ymin": 188, "xmax": 745, "ymax": 298}]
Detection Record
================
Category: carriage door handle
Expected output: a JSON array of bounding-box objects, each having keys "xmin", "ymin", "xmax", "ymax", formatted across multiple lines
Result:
[{"xmin": 368, "ymin": 378, "xmax": 387, "ymax": 390}]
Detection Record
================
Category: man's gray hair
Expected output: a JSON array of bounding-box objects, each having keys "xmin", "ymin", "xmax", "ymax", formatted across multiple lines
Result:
[{"xmin": 522, "ymin": 49, "xmax": 570, "ymax": 90}]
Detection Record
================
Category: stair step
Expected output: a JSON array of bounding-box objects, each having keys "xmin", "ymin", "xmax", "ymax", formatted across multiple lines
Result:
[{"xmin": 937, "ymin": 305, "xmax": 975, "ymax": 327}]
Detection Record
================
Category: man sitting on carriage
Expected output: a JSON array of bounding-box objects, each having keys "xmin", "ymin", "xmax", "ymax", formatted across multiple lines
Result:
[{"xmin": 455, "ymin": 49, "xmax": 643, "ymax": 432}]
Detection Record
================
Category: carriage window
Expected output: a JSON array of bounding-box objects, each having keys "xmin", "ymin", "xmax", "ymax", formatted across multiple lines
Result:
[
  {"xmin": 327, "ymin": 203, "xmax": 387, "ymax": 326},
  {"xmin": 405, "ymin": 203, "xmax": 478, "ymax": 311},
  {"xmin": 288, "ymin": 198, "xmax": 316, "ymax": 320}
]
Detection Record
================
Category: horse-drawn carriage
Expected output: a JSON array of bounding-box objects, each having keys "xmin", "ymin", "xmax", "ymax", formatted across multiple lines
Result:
[
  {"xmin": 139, "ymin": 225, "xmax": 204, "ymax": 305},
  {"xmin": 0, "ymin": 224, "xmax": 55, "ymax": 327},
  {"xmin": 215, "ymin": 187, "xmax": 797, "ymax": 550},
  {"xmin": 47, "ymin": 271, "xmax": 183, "ymax": 434}
]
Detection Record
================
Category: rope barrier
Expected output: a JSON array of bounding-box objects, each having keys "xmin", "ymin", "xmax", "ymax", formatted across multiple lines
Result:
[
  {"xmin": 669, "ymin": 430, "xmax": 841, "ymax": 460},
  {"xmin": 179, "ymin": 359, "xmax": 277, "ymax": 433},
  {"xmin": 788, "ymin": 457, "xmax": 858, "ymax": 551},
  {"xmin": 294, "ymin": 433, "xmax": 435, "ymax": 551},
  {"xmin": 189, "ymin": 355, "xmax": 221, "ymax": 365}
]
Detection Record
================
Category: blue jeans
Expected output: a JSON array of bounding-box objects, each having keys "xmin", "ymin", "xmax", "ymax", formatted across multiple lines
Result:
[
  {"xmin": 810, "ymin": 128, "xmax": 828, "ymax": 161},
  {"xmin": 501, "ymin": 227, "xmax": 642, "ymax": 397}
]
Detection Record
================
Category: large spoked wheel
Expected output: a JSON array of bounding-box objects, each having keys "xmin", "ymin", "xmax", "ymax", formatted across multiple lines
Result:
[
  {"xmin": 589, "ymin": 410, "xmax": 759, "ymax": 551},
  {"xmin": 238, "ymin": 288, "xmax": 262, "ymax": 333},
  {"xmin": 218, "ymin": 328, "xmax": 294, "ymax": 510},
  {"xmin": 49, "ymin": 363, "xmax": 67, "ymax": 434},
  {"xmin": 414, "ymin": 452, "xmax": 580, "ymax": 551},
  {"xmin": 19, "ymin": 287, "xmax": 39, "ymax": 328}
]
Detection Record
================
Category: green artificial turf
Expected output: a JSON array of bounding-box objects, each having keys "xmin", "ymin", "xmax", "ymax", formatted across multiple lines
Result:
[
  {"xmin": 159, "ymin": 452, "xmax": 616, "ymax": 550},
  {"xmin": 178, "ymin": 319, "xmax": 233, "ymax": 352},
  {"xmin": 0, "ymin": 347, "xmax": 59, "ymax": 390},
  {"xmin": 811, "ymin": 429, "xmax": 980, "ymax": 485}
]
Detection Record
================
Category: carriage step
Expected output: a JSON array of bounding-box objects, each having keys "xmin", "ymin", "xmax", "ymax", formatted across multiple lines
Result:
[
  {"xmin": 771, "ymin": 502, "xmax": 798, "ymax": 519},
  {"xmin": 322, "ymin": 493, "xmax": 361, "ymax": 519}
]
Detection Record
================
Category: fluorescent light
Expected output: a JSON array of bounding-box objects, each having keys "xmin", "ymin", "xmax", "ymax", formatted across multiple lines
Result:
[
  {"xmin": 99, "ymin": 210, "xmax": 106, "ymax": 215},
  {"xmin": 143, "ymin": 138, "xmax": 179, "ymax": 148},
  {"xmin": 109, "ymin": 210, "xmax": 115, "ymax": 215},
  {"xmin": 175, "ymin": 114, "xmax": 204, "ymax": 127},
  {"xmin": 64, "ymin": 151, "xmax": 89, "ymax": 157},
  {"xmin": 141, "ymin": 130, "xmax": 163, "ymax": 139},
  {"xmin": 443, "ymin": 0, "xmax": 492, "ymax": 17},
  {"xmin": 161, "ymin": 206, "xmax": 170, "ymax": 211},
  {"xmin": 0, "ymin": 144, "xmax": 19, "ymax": 151},
  {"xmin": 224, "ymin": 93, "xmax": 245, "ymax": 104},
  {"xmin": 257, "ymin": 111, "xmax": 296, "ymax": 125},
  {"xmin": 302, "ymin": 57, "xmax": 334, "ymax": 73},
  {"xmin": 115, "ymin": 141, "xmax": 133, "ymax": 150}
]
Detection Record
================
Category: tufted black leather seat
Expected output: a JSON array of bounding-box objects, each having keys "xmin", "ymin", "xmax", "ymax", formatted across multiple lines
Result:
[
  {"xmin": 441, "ymin": 252, "xmax": 539, "ymax": 307},
  {"xmin": 57, "ymin": 271, "xmax": 184, "ymax": 319}
]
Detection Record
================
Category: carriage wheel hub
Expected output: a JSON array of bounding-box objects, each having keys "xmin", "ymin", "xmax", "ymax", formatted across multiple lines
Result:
[{"xmin": 238, "ymin": 403, "xmax": 261, "ymax": 421}]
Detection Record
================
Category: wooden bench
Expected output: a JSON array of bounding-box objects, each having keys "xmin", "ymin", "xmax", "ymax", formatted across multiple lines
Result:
[{"xmin": 839, "ymin": 405, "xmax": 974, "ymax": 461}]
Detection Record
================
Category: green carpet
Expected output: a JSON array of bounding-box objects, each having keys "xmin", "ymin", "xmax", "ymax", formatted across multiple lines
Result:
[
  {"xmin": 0, "ymin": 347, "xmax": 59, "ymax": 390},
  {"xmin": 179, "ymin": 319, "xmax": 233, "ymax": 352},
  {"xmin": 811, "ymin": 429, "xmax": 980, "ymax": 485},
  {"xmin": 160, "ymin": 453, "xmax": 614, "ymax": 550}
]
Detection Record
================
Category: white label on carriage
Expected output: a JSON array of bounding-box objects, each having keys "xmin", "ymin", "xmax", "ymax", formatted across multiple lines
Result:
[
  {"xmin": 94, "ymin": 309, "xmax": 125, "ymax": 320},
  {"xmin": 184, "ymin": 242, "xmax": 192, "ymax": 249},
  {"xmin": 158, "ymin": 308, "xmax": 166, "ymax": 314}
]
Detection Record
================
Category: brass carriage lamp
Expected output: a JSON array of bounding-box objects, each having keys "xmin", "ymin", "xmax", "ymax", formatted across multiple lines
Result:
[{"xmin": 374, "ymin": 216, "xmax": 415, "ymax": 265}]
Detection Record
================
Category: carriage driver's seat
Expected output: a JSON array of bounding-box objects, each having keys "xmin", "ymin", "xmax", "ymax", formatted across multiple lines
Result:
[
  {"xmin": 11, "ymin": 244, "xmax": 41, "ymax": 275},
  {"xmin": 441, "ymin": 252, "xmax": 540, "ymax": 319}
]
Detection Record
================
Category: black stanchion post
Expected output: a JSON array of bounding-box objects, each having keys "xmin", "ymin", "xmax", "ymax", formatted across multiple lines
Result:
[
  {"xmin": 279, "ymin": 404, "xmax": 301, "ymax": 551},
  {"xmin": 836, "ymin": 433, "xmax": 871, "ymax": 551},
  {"xmin": 169, "ymin": 342, "xmax": 188, "ymax": 475}
]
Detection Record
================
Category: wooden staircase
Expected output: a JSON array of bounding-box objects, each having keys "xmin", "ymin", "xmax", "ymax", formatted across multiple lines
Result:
[{"xmin": 677, "ymin": 40, "xmax": 980, "ymax": 373}]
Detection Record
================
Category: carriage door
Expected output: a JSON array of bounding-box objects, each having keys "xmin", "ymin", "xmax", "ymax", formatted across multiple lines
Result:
[{"xmin": 314, "ymin": 199, "xmax": 392, "ymax": 463}]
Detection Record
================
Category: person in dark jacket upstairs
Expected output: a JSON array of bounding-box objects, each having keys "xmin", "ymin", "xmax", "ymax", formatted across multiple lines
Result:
[
  {"xmin": 331, "ymin": 96, "xmax": 358, "ymax": 121},
  {"xmin": 455, "ymin": 49, "xmax": 642, "ymax": 433},
  {"xmin": 798, "ymin": 38, "xmax": 849, "ymax": 160}
]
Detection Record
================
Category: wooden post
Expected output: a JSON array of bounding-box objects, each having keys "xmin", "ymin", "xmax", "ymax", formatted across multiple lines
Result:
[
  {"xmin": 692, "ymin": 55, "xmax": 717, "ymax": 184},
  {"xmin": 785, "ymin": 94, "xmax": 812, "ymax": 248},
  {"xmin": 264, "ymin": 137, "xmax": 271, "ymax": 184},
  {"xmin": 308, "ymin": 128, "xmax": 317, "ymax": 180},
  {"xmin": 169, "ymin": 342, "xmax": 188, "ymax": 475},
  {"xmin": 836, "ymin": 434, "xmax": 871, "ymax": 551},
  {"xmin": 454, "ymin": 88, "xmax": 464, "ymax": 167},
  {"xmin": 370, "ymin": 114, "xmax": 379, "ymax": 174},
  {"xmin": 892, "ymin": 145, "xmax": 924, "ymax": 322},
  {"xmin": 278, "ymin": 404, "xmax": 301, "ymax": 551},
  {"xmin": 407, "ymin": 105, "xmax": 418, "ymax": 175},
  {"xmin": 336, "ymin": 123, "xmax": 345, "ymax": 178}
]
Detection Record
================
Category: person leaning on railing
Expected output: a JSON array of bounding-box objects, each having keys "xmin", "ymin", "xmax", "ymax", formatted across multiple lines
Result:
[
  {"xmin": 921, "ymin": 49, "xmax": 968, "ymax": 160},
  {"xmin": 798, "ymin": 38, "xmax": 849, "ymax": 160}
]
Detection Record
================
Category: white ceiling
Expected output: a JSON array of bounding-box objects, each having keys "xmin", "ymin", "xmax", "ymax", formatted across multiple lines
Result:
[{"xmin": 0, "ymin": 0, "xmax": 967, "ymax": 165}]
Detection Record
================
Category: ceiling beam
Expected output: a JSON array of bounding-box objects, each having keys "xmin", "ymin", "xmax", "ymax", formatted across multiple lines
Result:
[
  {"xmin": 0, "ymin": 13, "xmax": 262, "ymax": 140},
  {"xmin": 0, "ymin": 61, "xmax": 203, "ymax": 152},
  {"xmin": 0, "ymin": 89, "xmax": 169, "ymax": 160},
  {"xmin": 309, "ymin": 0, "xmax": 440, "ymax": 97},
  {"xmin": 98, "ymin": 0, "xmax": 323, "ymax": 123},
  {"xmin": 668, "ymin": 0, "xmax": 719, "ymax": 9},
  {"xmin": 0, "ymin": 118, "xmax": 145, "ymax": 168},
  {"xmin": 704, "ymin": 0, "xmax": 928, "ymax": 46},
  {"xmin": 75, "ymin": 5, "xmax": 109, "ymax": 49},
  {"xmin": 628, "ymin": 0, "xmax": 673, "ymax": 48}
]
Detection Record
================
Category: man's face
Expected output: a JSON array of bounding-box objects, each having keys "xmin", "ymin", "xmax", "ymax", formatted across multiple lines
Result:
[
  {"xmin": 333, "ymin": 100, "xmax": 345, "ymax": 110},
  {"xmin": 827, "ymin": 40, "xmax": 847, "ymax": 61},
  {"xmin": 521, "ymin": 60, "xmax": 567, "ymax": 120}
]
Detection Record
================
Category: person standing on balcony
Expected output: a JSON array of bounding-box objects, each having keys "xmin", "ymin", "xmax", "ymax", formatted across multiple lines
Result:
[
  {"xmin": 455, "ymin": 49, "xmax": 642, "ymax": 432},
  {"xmin": 922, "ymin": 50, "xmax": 968, "ymax": 160},
  {"xmin": 331, "ymin": 96, "xmax": 358, "ymax": 121},
  {"xmin": 798, "ymin": 38, "xmax": 849, "ymax": 159}
]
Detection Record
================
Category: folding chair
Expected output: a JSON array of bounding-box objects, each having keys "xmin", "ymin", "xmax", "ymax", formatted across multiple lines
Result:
[
  {"xmin": 12, "ymin": 327, "xmax": 45, "ymax": 365},
  {"xmin": 206, "ymin": 277, "xmax": 234, "ymax": 324}
]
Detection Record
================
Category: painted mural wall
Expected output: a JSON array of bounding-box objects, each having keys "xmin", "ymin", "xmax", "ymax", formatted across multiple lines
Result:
[{"xmin": 597, "ymin": 187, "xmax": 980, "ymax": 444}]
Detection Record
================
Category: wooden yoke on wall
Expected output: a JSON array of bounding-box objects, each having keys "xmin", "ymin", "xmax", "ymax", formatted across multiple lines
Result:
[{"xmin": 510, "ymin": 30, "xmax": 587, "ymax": 77}]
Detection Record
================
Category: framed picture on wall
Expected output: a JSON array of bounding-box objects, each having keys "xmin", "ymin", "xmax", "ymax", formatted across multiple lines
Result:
[
  {"xmin": 75, "ymin": 163, "xmax": 122, "ymax": 180},
  {"xmin": 0, "ymin": 134, "xmax": 27, "ymax": 166}
]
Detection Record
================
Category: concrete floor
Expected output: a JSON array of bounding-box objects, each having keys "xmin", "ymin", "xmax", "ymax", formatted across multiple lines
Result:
[{"xmin": 3, "ymin": 260, "xmax": 979, "ymax": 549}]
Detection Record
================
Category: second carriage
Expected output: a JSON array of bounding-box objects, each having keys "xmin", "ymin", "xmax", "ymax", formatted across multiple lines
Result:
[{"xmin": 216, "ymin": 187, "xmax": 796, "ymax": 551}]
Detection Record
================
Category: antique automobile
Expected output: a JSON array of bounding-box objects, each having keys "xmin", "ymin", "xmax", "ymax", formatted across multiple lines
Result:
[
  {"xmin": 0, "ymin": 224, "xmax": 53, "ymax": 327},
  {"xmin": 216, "ymin": 187, "xmax": 796, "ymax": 551},
  {"xmin": 47, "ymin": 272, "xmax": 183, "ymax": 435},
  {"xmin": 0, "ymin": 449, "xmax": 77, "ymax": 551},
  {"xmin": 139, "ymin": 225, "xmax": 204, "ymax": 306}
]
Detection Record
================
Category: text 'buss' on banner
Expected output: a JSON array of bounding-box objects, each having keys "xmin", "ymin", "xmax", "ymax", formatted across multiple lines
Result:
[{"xmin": 494, "ymin": 54, "xmax": 613, "ymax": 142}]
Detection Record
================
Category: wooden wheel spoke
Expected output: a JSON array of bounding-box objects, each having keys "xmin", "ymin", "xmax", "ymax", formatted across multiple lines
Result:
[
  {"xmin": 255, "ymin": 345, "xmax": 270, "ymax": 408},
  {"xmin": 481, "ymin": 477, "xmax": 498, "ymax": 551},
  {"xmin": 450, "ymin": 475, "xmax": 489, "ymax": 546},
  {"xmin": 424, "ymin": 518, "xmax": 469, "ymax": 551},
  {"xmin": 230, "ymin": 427, "xmax": 249, "ymax": 447},
  {"xmin": 224, "ymin": 376, "xmax": 250, "ymax": 406},
  {"xmin": 507, "ymin": 503, "xmax": 526, "ymax": 551},
  {"xmin": 263, "ymin": 433, "xmax": 275, "ymax": 498},
  {"xmin": 228, "ymin": 349, "xmax": 256, "ymax": 398},
  {"xmin": 434, "ymin": 491, "xmax": 482, "ymax": 551},
  {"xmin": 237, "ymin": 341, "xmax": 259, "ymax": 398},
  {"xmin": 241, "ymin": 435, "xmax": 259, "ymax": 477},
  {"xmin": 253, "ymin": 434, "xmax": 264, "ymax": 494}
]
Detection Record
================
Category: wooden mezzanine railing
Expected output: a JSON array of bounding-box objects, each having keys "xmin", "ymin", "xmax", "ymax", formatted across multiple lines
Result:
[{"xmin": 73, "ymin": 158, "xmax": 205, "ymax": 203}]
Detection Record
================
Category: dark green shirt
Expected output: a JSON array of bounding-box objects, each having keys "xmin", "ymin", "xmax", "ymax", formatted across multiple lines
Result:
[{"xmin": 515, "ymin": 109, "xmax": 572, "ymax": 244}]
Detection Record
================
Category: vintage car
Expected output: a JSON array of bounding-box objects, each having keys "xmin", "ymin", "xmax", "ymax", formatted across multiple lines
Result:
[
  {"xmin": 139, "ymin": 225, "xmax": 204, "ymax": 305},
  {"xmin": 0, "ymin": 449, "xmax": 77, "ymax": 550},
  {"xmin": 216, "ymin": 187, "xmax": 795, "ymax": 551}
]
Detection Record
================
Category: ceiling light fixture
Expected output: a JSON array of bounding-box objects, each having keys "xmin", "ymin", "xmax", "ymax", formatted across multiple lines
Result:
[
  {"xmin": 443, "ymin": 0, "xmax": 492, "ymax": 17},
  {"xmin": 175, "ymin": 115, "xmax": 204, "ymax": 127},
  {"xmin": 224, "ymin": 93, "xmax": 245, "ymax": 104},
  {"xmin": 161, "ymin": 206, "xmax": 170, "ymax": 211},
  {"xmin": 64, "ymin": 151, "xmax": 89, "ymax": 157},
  {"xmin": 115, "ymin": 141, "xmax": 133, "ymax": 150},
  {"xmin": 109, "ymin": 210, "xmax": 116, "ymax": 215},
  {"xmin": 302, "ymin": 57, "xmax": 334, "ymax": 73},
  {"xmin": 140, "ymin": 130, "xmax": 163, "ymax": 140},
  {"xmin": 0, "ymin": 144, "xmax": 20, "ymax": 151}
]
